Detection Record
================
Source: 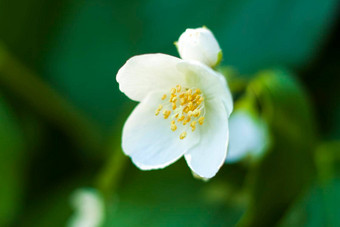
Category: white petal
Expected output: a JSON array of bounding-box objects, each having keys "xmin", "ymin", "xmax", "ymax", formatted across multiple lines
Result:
[
  {"xmin": 122, "ymin": 91, "xmax": 200, "ymax": 170},
  {"xmin": 184, "ymin": 98, "xmax": 229, "ymax": 178},
  {"xmin": 226, "ymin": 111, "xmax": 269, "ymax": 163},
  {"xmin": 116, "ymin": 54, "xmax": 185, "ymax": 102},
  {"xmin": 177, "ymin": 60, "xmax": 233, "ymax": 116},
  {"xmin": 177, "ymin": 27, "xmax": 222, "ymax": 67},
  {"xmin": 68, "ymin": 188, "xmax": 104, "ymax": 227}
]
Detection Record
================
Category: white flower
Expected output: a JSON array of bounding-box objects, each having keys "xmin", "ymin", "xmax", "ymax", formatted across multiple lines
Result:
[
  {"xmin": 226, "ymin": 111, "xmax": 269, "ymax": 163},
  {"xmin": 176, "ymin": 27, "xmax": 222, "ymax": 67},
  {"xmin": 116, "ymin": 29, "xmax": 233, "ymax": 179},
  {"xmin": 68, "ymin": 188, "xmax": 104, "ymax": 227}
]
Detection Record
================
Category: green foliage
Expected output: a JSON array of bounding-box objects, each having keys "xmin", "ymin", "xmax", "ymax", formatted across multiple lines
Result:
[
  {"xmin": 103, "ymin": 161, "xmax": 245, "ymax": 227},
  {"xmin": 278, "ymin": 142, "xmax": 340, "ymax": 227},
  {"xmin": 0, "ymin": 96, "xmax": 25, "ymax": 226},
  {"xmin": 238, "ymin": 70, "xmax": 316, "ymax": 226}
]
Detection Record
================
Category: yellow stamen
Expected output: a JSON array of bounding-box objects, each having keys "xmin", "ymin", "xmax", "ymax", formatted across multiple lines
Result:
[
  {"xmin": 156, "ymin": 85, "xmax": 205, "ymax": 139},
  {"xmin": 180, "ymin": 98, "xmax": 186, "ymax": 105},
  {"xmin": 180, "ymin": 131, "xmax": 187, "ymax": 140},
  {"xmin": 188, "ymin": 111, "xmax": 193, "ymax": 117},
  {"xmin": 171, "ymin": 124, "xmax": 177, "ymax": 131},
  {"xmin": 188, "ymin": 102, "xmax": 193, "ymax": 110},
  {"xmin": 172, "ymin": 103, "xmax": 176, "ymax": 110},
  {"xmin": 187, "ymin": 89, "xmax": 192, "ymax": 96},
  {"xmin": 193, "ymin": 109, "xmax": 200, "ymax": 117},
  {"xmin": 183, "ymin": 106, "xmax": 189, "ymax": 113},
  {"xmin": 198, "ymin": 116, "xmax": 205, "ymax": 125},
  {"xmin": 191, "ymin": 121, "xmax": 197, "ymax": 127},
  {"xmin": 171, "ymin": 96, "xmax": 177, "ymax": 103},
  {"xmin": 163, "ymin": 110, "xmax": 171, "ymax": 119},
  {"xmin": 176, "ymin": 84, "xmax": 181, "ymax": 92},
  {"xmin": 178, "ymin": 115, "xmax": 185, "ymax": 122}
]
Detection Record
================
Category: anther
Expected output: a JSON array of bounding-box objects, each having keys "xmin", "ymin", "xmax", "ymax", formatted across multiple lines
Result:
[
  {"xmin": 178, "ymin": 116, "xmax": 185, "ymax": 122},
  {"xmin": 193, "ymin": 109, "xmax": 200, "ymax": 117},
  {"xmin": 180, "ymin": 98, "xmax": 186, "ymax": 105},
  {"xmin": 191, "ymin": 121, "xmax": 197, "ymax": 127},
  {"xmin": 171, "ymin": 88, "xmax": 176, "ymax": 94},
  {"xmin": 188, "ymin": 102, "xmax": 193, "ymax": 109},
  {"xmin": 176, "ymin": 85, "xmax": 181, "ymax": 92},
  {"xmin": 171, "ymin": 96, "xmax": 177, "ymax": 103},
  {"xmin": 180, "ymin": 131, "xmax": 187, "ymax": 140},
  {"xmin": 198, "ymin": 116, "xmax": 205, "ymax": 125},
  {"xmin": 163, "ymin": 110, "xmax": 171, "ymax": 119},
  {"xmin": 161, "ymin": 94, "xmax": 167, "ymax": 100},
  {"xmin": 171, "ymin": 124, "xmax": 177, "ymax": 131},
  {"xmin": 195, "ymin": 89, "xmax": 201, "ymax": 94},
  {"xmin": 172, "ymin": 103, "xmax": 176, "ymax": 110},
  {"xmin": 188, "ymin": 111, "xmax": 193, "ymax": 117},
  {"xmin": 183, "ymin": 106, "xmax": 189, "ymax": 113}
]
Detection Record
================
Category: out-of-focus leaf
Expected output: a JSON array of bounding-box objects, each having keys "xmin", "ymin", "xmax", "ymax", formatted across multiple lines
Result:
[
  {"xmin": 278, "ymin": 141, "xmax": 340, "ymax": 227},
  {"xmin": 103, "ymin": 161, "xmax": 245, "ymax": 227},
  {"xmin": 0, "ymin": 0, "xmax": 65, "ymax": 66},
  {"xmin": 142, "ymin": 0, "xmax": 338, "ymax": 73},
  {"xmin": 17, "ymin": 176, "xmax": 88, "ymax": 227},
  {"xmin": 0, "ymin": 43, "xmax": 103, "ymax": 157},
  {"xmin": 238, "ymin": 70, "xmax": 316, "ymax": 226},
  {"xmin": 0, "ymin": 95, "xmax": 25, "ymax": 226}
]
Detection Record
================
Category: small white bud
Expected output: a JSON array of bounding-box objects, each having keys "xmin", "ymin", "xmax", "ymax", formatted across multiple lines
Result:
[{"xmin": 176, "ymin": 27, "xmax": 222, "ymax": 67}]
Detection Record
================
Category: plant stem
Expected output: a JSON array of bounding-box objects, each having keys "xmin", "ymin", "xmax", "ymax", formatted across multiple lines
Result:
[{"xmin": 0, "ymin": 42, "xmax": 103, "ymax": 155}]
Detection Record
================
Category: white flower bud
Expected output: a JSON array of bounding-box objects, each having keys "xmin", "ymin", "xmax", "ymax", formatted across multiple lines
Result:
[{"xmin": 176, "ymin": 27, "xmax": 222, "ymax": 67}]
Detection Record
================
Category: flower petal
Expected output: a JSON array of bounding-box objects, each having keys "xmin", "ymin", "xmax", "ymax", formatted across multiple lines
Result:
[
  {"xmin": 226, "ymin": 111, "xmax": 269, "ymax": 163},
  {"xmin": 116, "ymin": 54, "xmax": 185, "ymax": 102},
  {"xmin": 177, "ymin": 27, "xmax": 222, "ymax": 67},
  {"xmin": 122, "ymin": 91, "xmax": 200, "ymax": 170},
  {"xmin": 184, "ymin": 98, "xmax": 229, "ymax": 178},
  {"xmin": 177, "ymin": 60, "xmax": 233, "ymax": 116}
]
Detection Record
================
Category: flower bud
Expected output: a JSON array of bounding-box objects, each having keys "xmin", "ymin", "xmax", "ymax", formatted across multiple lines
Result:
[{"xmin": 176, "ymin": 27, "xmax": 222, "ymax": 67}]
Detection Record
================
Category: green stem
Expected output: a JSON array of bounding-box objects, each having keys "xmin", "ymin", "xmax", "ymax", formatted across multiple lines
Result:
[
  {"xmin": 95, "ymin": 106, "xmax": 132, "ymax": 199},
  {"xmin": 0, "ymin": 42, "xmax": 102, "ymax": 155},
  {"xmin": 95, "ymin": 136, "xmax": 128, "ymax": 198}
]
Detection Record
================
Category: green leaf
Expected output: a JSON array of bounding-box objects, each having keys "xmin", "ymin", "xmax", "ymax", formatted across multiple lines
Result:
[
  {"xmin": 103, "ymin": 161, "xmax": 245, "ymax": 227},
  {"xmin": 278, "ymin": 141, "xmax": 340, "ymax": 227},
  {"xmin": 0, "ymin": 95, "xmax": 25, "ymax": 226},
  {"xmin": 238, "ymin": 69, "xmax": 317, "ymax": 226}
]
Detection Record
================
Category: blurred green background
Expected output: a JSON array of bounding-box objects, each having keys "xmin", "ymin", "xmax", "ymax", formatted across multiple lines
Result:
[{"xmin": 0, "ymin": 0, "xmax": 339, "ymax": 226}]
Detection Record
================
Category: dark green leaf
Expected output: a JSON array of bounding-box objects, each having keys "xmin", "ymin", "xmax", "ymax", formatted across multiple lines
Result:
[
  {"xmin": 0, "ymin": 95, "xmax": 25, "ymax": 226},
  {"xmin": 238, "ymin": 70, "xmax": 317, "ymax": 226}
]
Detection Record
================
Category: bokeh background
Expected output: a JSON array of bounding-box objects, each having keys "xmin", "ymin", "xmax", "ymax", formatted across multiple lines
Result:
[{"xmin": 0, "ymin": 0, "xmax": 340, "ymax": 226}]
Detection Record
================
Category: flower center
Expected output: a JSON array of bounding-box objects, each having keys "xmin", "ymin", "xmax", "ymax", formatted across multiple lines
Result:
[{"xmin": 155, "ymin": 84, "xmax": 205, "ymax": 140}]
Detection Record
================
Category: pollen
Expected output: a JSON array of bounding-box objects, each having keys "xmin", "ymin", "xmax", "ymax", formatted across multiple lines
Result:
[
  {"xmin": 176, "ymin": 84, "xmax": 181, "ymax": 92},
  {"xmin": 155, "ymin": 85, "xmax": 206, "ymax": 139},
  {"xmin": 163, "ymin": 110, "xmax": 171, "ymax": 119},
  {"xmin": 171, "ymin": 120, "xmax": 177, "ymax": 131},
  {"xmin": 198, "ymin": 116, "xmax": 205, "ymax": 125},
  {"xmin": 180, "ymin": 131, "xmax": 187, "ymax": 140}
]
